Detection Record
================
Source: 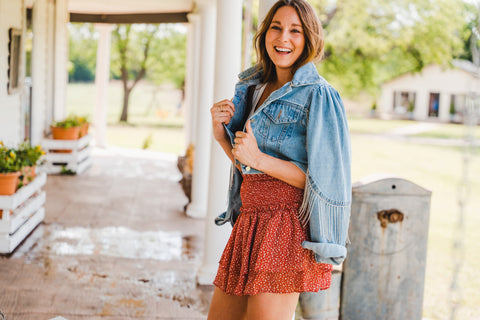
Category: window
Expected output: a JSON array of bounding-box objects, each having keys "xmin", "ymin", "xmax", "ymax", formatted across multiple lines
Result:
[
  {"xmin": 7, "ymin": 28, "xmax": 22, "ymax": 94},
  {"xmin": 393, "ymin": 91, "xmax": 416, "ymax": 114},
  {"xmin": 428, "ymin": 93, "xmax": 440, "ymax": 117}
]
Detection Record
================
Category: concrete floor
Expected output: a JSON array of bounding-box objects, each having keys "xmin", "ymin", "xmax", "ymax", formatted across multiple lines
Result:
[{"xmin": 0, "ymin": 147, "xmax": 214, "ymax": 320}]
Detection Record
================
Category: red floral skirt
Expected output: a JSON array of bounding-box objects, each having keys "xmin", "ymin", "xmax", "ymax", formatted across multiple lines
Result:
[{"xmin": 213, "ymin": 174, "xmax": 332, "ymax": 296}]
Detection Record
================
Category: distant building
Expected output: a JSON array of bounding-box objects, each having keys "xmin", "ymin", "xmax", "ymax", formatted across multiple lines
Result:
[{"xmin": 377, "ymin": 60, "xmax": 480, "ymax": 123}]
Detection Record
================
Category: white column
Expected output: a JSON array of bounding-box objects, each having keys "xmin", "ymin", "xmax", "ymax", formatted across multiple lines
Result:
[
  {"xmin": 439, "ymin": 92, "xmax": 451, "ymax": 122},
  {"xmin": 44, "ymin": 0, "xmax": 55, "ymax": 127},
  {"xmin": 184, "ymin": 13, "xmax": 200, "ymax": 147},
  {"xmin": 415, "ymin": 90, "xmax": 429, "ymax": 120},
  {"xmin": 186, "ymin": 1, "xmax": 217, "ymax": 218},
  {"xmin": 30, "ymin": 0, "xmax": 48, "ymax": 145},
  {"xmin": 52, "ymin": 0, "xmax": 69, "ymax": 121},
  {"xmin": 197, "ymin": 0, "xmax": 242, "ymax": 285},
  {"xmin": 94, "ymin": 24, "xmax": 113, "ymax": 148},
  {"xmin": 259, "ymin": 0, "xmax": 278, "ymax": 25}
]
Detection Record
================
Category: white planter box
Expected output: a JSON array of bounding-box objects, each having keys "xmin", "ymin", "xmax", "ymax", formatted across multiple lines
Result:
[
  {"xmin": 0, "ymin": 173, "xmax": 47, "ymax": 254},
  {"xmin": 40, "ymin": 134, "xmax": 93, "ymax": 174}
]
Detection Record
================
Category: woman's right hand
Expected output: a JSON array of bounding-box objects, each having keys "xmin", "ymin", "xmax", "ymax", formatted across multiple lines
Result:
[{"xmin": 210, "ymin": 99, "xmax": 235, "ymax": 142}]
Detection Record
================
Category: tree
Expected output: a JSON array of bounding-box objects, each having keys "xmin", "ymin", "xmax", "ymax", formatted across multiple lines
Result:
[
  {"xmin": 461, "ymin": 1, "xmax": 480, "ymax": 66},
  {"xmin": 147, "ymin": 25, "xmax": 187, "ymax": 89},
  {"xmin": 68, "ymin": 23, "xmax": 97, "ymax": 82},
  {"xmin": 314, "ymin": 0, "xmax": 468, "ymax": 96},
  {"xmin": 112, "ymin": 24, "xmax": 158, "ymax": 122}
]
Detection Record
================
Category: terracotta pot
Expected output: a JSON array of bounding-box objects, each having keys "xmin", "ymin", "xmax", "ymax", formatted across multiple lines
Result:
[
  {"xmin": 21, "ymin": 165, "xmax": 36, "ymax": 185},
  {"xmin": 0, "ymin": 172, "xmax": 21, "ymax": 195},
  {"xmin": 51, "ymin": 126, "xmax": 80, "ymax": 140},
  {"xmin": 79, "ymin": 123, "xmax": 89, "ymax": 137}
]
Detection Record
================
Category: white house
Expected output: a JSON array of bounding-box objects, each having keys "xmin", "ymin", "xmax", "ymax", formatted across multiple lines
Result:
[{"xmin": 377, "ymin": 60, "xmax": 480, "ymax": 122}]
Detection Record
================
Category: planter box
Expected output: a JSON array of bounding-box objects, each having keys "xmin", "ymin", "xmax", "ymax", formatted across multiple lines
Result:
[
  {"xmin": 0, "ymin": 173, "xmax": 46, "ymax": 254},
  {"xmin": 41, "ymin": 134, "xmax": 93, "ymax": 174}
]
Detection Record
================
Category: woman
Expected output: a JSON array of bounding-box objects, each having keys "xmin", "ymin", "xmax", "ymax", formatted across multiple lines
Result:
[{"xmin": 208, "ymin": 1, "xmax": 351, "ymax": 319}]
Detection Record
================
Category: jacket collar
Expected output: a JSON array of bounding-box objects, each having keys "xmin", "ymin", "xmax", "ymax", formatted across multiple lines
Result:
[{"xmin": 237, "ymin": 62, "xmax": 322, "ymax": 86}]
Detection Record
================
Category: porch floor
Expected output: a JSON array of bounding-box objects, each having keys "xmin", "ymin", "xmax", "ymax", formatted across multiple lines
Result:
[{"xmin": 0, "ymin": 147, "xmax": 213, "ymax": 320}]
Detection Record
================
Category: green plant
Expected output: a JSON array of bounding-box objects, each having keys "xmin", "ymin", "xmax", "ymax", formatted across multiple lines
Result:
[
  {"xmin": 60, "ymin": 165, "xmax": 76, "ymax": 175},
  {"xmin": 0, "ymin": 142, "xmax": 22, "ymax": 173},
  {"xmin": 53, "ymin": 115, "xmax": 81, "ymax": 128},
  {"xmin": 17, "ymin": 142, "xmax": 45, "ymax": 167},
  {"xmin": 142, "ymin": 133, "xmax": 153, "ymax": 149},
  {"xmin": 449, "ymin": 102, "xmax": 455, "ymax": 115},
  {"xmin": 76, "ymin": 115, "xmax": 90, "ymax": 125},
  {"xmin": 408, "ymin": 101, "xmax": 415, "ymax": 113}
]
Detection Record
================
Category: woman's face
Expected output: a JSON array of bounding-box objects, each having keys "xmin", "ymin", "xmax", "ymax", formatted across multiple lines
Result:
[{"xmin": 265, "ymin": 6, "xmax": 305, "ymax": 74}]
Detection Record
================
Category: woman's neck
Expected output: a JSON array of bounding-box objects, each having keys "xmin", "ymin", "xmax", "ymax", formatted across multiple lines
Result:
[{"xmin": 273, "ymin": 68, "xmax": 293, "ymax": 88}]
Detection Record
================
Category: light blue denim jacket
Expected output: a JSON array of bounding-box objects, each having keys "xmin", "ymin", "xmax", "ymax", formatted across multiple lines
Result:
[{"xmin": 215, "ymin": 62, "xmax": 352, "ymax": 265}]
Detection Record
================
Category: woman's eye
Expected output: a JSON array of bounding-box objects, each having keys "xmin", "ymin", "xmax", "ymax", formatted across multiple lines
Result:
[
  {"xmin": 291, "ymin": 29, "xmax": 301, "ymax": 34},
  {"xmin": 271, "ymin": 26, "xmax": 281, "ymax": 31}
]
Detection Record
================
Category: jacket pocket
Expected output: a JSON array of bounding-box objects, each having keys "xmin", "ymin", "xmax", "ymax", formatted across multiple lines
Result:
[{"xmin": 258, "ymin": 102, "xmax": 304, "ymax": 144}]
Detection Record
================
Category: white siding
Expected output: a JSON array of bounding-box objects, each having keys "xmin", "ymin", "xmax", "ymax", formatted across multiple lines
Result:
[
  {"xmin": 0, "ymin": 0, "xmax": 24, "ymax": 145},
  {"xmin": 0, "ymin": 0, "xmax": 68, "ymax": 145}
]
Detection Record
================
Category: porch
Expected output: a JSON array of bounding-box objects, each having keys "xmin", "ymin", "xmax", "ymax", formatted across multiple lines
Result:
[{"xmin": 0, "ymin": 147, "xmax": 213, "ymax": 319}]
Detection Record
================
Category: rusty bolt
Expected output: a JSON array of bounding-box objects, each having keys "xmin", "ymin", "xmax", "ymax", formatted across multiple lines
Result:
[{"xmin": 377, "ymin": 209, "xmax": 404, "ymax": 228}]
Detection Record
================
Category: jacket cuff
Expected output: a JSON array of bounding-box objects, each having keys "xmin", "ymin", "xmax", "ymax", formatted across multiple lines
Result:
[
  {"xmin": 214, "ymin": 211, "xmax": 229, "ymax": 226},
  {"xmin": 302, "ymin": 240, "xmax": 347, "ymax": 265}
]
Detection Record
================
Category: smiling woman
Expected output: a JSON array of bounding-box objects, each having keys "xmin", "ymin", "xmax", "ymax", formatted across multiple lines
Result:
[{"xmin": 207, "ymin": 1, "xmax": 351, "ymax": 320}]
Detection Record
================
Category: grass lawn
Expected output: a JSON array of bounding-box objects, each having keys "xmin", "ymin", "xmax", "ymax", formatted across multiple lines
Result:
[
  {"xmin": 348, "ymin": 115, "xmax": 418, "ymax": 134},
  {"xmin": 67, "ymin": 81, "xmax": 185, "ymax": 153},
  {"xmin": 413, "ymin": 122, "xmax": 480, "ymax": 140},
  {"xmin": 67, "ymin": 82, "xmax": 480, "ymax": 319},
  {"xmin": 352, "ymin": 135, "xmax": 480, "ymax": 320}
]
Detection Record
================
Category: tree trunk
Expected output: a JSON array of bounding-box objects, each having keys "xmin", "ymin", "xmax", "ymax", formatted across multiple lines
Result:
[{"xmin": 120, "ymin": 86, "xmax": 132, "ymax": 122}]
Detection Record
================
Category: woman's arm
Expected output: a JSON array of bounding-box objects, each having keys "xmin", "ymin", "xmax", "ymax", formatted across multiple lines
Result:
[{"xmin": 232, "ymin": 120, "xmax": 306, "ymax": 189}]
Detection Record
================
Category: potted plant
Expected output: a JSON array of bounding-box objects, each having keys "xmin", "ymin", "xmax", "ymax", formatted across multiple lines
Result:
[
  {"xmin": 407, "ymin": 101, "xmax": 415, "ymax": 120},
  {"xmin": 77, "ymin": 115, "xmax": 90, "ymax": 137},
  {"xmin": 449, "ymin": 102, "xmax": 456, "ymax": 122},
  {"xmin": 0, "ymin": 142, "xmax": 22, "ymax": 195},
  {"xmin": 17, "ymin": 142, "xmax": 45, "ymax": 185},
  {"xmin": 370, "ymin": 102, "xmax": 377, "ymax": 117},
  {"xmin": 51, "ymin": 116, "xmax": 81, "ymax": 140}
]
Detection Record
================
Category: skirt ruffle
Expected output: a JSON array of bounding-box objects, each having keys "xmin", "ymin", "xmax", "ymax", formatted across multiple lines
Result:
[{"xmin": 213, "ymin": 174, "xmax": 332, "ymax": 296}]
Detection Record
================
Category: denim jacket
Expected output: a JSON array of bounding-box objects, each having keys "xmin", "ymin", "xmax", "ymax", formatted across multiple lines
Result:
[{"xmin": 214, "ymin": 62, "xmax": 352, "ymax": 265}]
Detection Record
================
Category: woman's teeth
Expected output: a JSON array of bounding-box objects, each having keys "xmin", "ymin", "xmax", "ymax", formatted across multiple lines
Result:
[{"xmin": 275, "ymin": 47, "xmax": 292, "ymax": 53}]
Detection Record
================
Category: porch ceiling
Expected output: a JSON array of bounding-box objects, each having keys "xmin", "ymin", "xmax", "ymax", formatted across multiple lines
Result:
[{"xmin": 68, "ymin": 0, "xmax": 195, "ymax": 15}]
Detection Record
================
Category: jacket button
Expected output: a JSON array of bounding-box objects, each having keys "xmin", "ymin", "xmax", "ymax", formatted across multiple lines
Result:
[{"xmin": 245, "ymin": 166, "xmax": 251, "ymax": 172}]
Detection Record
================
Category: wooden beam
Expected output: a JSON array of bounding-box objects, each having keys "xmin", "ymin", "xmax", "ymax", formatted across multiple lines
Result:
[{"xmin": 69, "ymin": 12, "xmax": 188, "ymax": 24}]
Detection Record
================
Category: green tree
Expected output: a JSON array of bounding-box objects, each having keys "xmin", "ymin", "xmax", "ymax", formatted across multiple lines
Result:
[
  {"xmin": 111, "ymin": 24, "xmax": 186, "ymax": 122},
  {"xmin": 315, "ymin": 0, "xmax": 467, "ymax": 96},
  {"xmin": 112, "ymin": 24, "xmax": 158, "ymax": 122},
  {"xmin": 68, "ymin": 23, "xmax": 97, "ymax": 82},
  {"xmin": 147, "ymin": 25, "xmax": 187, "ymax": 89},
  {"xmin": 459, "ymin": 1, "xmax": 480, "ymax": 65}
]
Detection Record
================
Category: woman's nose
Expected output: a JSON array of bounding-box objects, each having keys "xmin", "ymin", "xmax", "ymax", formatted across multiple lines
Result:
[{"xmin": 279, "ymin": 30, "xmax": 289, "ymax": 42}]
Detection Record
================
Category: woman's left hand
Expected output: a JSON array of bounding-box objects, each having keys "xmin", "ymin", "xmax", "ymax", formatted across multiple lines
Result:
[{"xmin": 232, "ymin": 120, "xmax": 263, "ymax": 169}]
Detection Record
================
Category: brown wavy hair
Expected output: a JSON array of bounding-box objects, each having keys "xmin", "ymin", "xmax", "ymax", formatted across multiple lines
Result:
[{"xmin": 254, "ymin": 0, "xmax": 324, "ymax": 83}]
